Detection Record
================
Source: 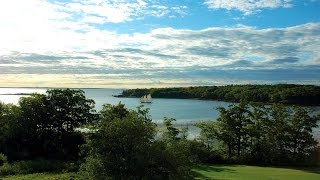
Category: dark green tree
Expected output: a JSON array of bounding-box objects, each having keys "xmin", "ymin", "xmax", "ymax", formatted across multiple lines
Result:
[
  {"xmin": 45, "ymin": 89, "xmax": 96, "ymax": 134},
  {"xmin": 288, "ymin": 106, "xmax": 319, "ymax": 163},
  {"xmin": 215, "ymin": 102, "xmax": 252, "ymax": 158},
  {"xmin": 81, "ymin": 104, "xmax": 194, "ymax": 179},
  {"xmin": 162, "ymin": 117, "xmax": 180, "ymax": 140},
  {"xmin": 2, "ymin": 89, "xmax": 98, "ymax": 159},
  {"xmin": 246, "ymin": 104, "xmax": 271, "ymax": 163},
  {"xmin": 267, "ymin": 104, "xmax": 291, "ymax": 163},
  {"xmin": 197, "ymin": 102, "xmax": 319, "ymax": 165},
  {"xmin": 0, "ymin": 103, "xmax": 22, "ymax": 158}
]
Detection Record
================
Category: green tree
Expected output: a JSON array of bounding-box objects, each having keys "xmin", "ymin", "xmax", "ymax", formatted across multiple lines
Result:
[
  {"xmin": 162, "ymin": 117, "xmax": 180, "ymax": 140},
  {"xmin": 6, "ymin": 89, "xmax": 97, "ymax": 159},
  {"xmin": 246, "ymin": 104, "xmax": 271, "ymax": 163},
  {"xmin": 267, "ymin": 104, "xmax": 291, "ymax": 163},
  {"xmin": 0, "ymin": 103, "xmax": 23, "ymax": 159},
  {"xmin": 45, "ymin": 89, "xmax": 96, "ymax": 134},
  {"xmin": 81, "ymin": 104, "xmax": 194, "ymax": 179},
  {"xmin": 195, "ymin": 121, "xmax": 217, "ymax": 151},
  {"xmin": 288, "ymin": 106, "xmax": 319, "ymax": 162},
  {"xmin": 215, "ymin": 102, "xmax": 252, "ymax": 158},
  {"xmin": 197, "ymin": 102, "xmax": 320, "ymax": 165}
]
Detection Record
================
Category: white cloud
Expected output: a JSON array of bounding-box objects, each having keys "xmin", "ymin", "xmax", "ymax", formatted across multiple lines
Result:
[
  {"xmin": 57, "ymin": 0, "xmax": 187, "ymax": 23},
  {"xmin": 204, "ymin": 0, "xmax": 293, "ymax": 15},
  {"xmin": 0, "ymin": 0, "xmax": 319, "ymax": 87},
  {"xmin": 0, "ymin": 0, "xmax": 188, "ymax": 54},
  {"xmin": 1, "ymin": 22, "xmax": 319, "ymax": 72},
  {"xmin": 65, "ymin": 1, "xmax": 138, "ymax": 23},
  {"xmin": 82, "ymin": 15, "xmax": 107, "ymax": 24}
]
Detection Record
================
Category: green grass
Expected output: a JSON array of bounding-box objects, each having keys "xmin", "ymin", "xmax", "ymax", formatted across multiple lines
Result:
[
  {"xmin": 193, "ymin": 165, "xmax": 320, "ymax": 180},
  {"xmin": 1, "ymin": 172, "xmax": 80, "ymax": 180},
  {"xmin": 2, "ymin": 165, "xmax": 320, "ymax": 180}
]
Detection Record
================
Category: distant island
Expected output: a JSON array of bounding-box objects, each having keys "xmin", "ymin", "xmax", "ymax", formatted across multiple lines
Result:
[
  {"xmin": 0, "ymin": 93, "xmax": 33, "ymax": 95},
  {"xmin": 117, "ymin": 84, "xmax": 320, "ymax": 106}
]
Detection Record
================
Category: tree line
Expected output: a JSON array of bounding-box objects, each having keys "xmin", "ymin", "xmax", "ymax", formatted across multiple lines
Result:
[
  {"xmin": 1, "ymin": 89, "xmax": 319, "ymax": 179},
  {"xmin": 120, "ymin": 84, "xmax": 320, "ymax": 106},
  {"xmin": 196, "ymin": 102, "xmax": 320, "ymax": 165}
]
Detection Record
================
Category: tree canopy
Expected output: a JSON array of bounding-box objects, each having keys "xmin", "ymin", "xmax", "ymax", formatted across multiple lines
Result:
[
  {"xmin": 80, "ymin": 103, "xmax": 196, "ymax": 179},
  {"xmin": 0, "ymin": 89, "xmax": 97, "ymax": 160},
  {"xmin": 196, "ymin": 102, "xmax": 320, "ymax": 165}
]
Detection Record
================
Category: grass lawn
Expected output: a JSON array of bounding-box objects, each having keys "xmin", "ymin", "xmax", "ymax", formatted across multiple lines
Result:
[
  {"xmin": 193, "ymin": 165, "xmax": 320, "ymax": 180},
  {"xmin": 0, "ymin": 172, "xmax": 80, "ymax": 180},
  {"xmin": 2, "ymin": 165, "xmax": 319, "ymax": 180}
]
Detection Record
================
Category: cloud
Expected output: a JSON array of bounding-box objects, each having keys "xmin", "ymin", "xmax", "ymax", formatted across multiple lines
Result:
[
  {"xmin": 204, "ymin": 0, "xmax": 293, "ymax": 15},
  {"xmin": 1, "ymin": 23, "xmax": 320, "ymax": 71},
  {"xmin": 57, "ymin": 0, "xmax": 187, "ymax": 23},
  {"xmin": 0, "ymin": 0, "xmax": 189, "ymax": 54},
  {"xmin": 0, "ymin": 0, "xmax": 319, "ymax": 88},
  {"xmin": 1, "ymin": 66, "xmax": 319, "ymax": 88},
  {"xmin": 271, "ymin": 57, "xmax": 299, "ymax": 64}
]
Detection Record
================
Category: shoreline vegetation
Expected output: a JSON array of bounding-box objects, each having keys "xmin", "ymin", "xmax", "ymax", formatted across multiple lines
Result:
[
  {"xmin": 116, "ymin": 84, "xmax": 320, "ymax": 106},
  {"xmin": 1, "ymin": 88, "xmax": 319, "ymax": 179}
]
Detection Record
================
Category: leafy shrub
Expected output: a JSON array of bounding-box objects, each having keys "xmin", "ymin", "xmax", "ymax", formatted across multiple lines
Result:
[
  {"xmin": 0, "ymin": 159, "xmax": 79, "ymax": 176},
  {"xmin": 0, "ymin": 153, "xmax": 7, "ymax": 166},
  {"xmin": 0, "ymin": 163, "xmax": 13, "ymax": 176}
]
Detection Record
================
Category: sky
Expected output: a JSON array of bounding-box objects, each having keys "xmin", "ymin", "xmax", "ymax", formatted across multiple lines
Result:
[{"xmin": 0, "ymin": 0, "xmax": 319, "ymax": 88}]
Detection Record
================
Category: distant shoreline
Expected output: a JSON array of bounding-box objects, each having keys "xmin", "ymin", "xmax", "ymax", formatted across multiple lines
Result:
[
  {"xmin": 0, "ymin": 93, "xmax": 33, "ymax": 95},
  {"xmin": 118, "ymin": 84, "xmax": 320, "ymax": 106}
]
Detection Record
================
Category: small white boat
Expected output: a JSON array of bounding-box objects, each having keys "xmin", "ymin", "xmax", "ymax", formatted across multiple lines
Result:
[{"xmin": 140, "ymin": 94, "xmax": 152, "ymax": 103}]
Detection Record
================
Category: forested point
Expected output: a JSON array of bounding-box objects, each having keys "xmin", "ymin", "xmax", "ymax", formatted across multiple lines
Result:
[
  {"xmin": 1, "ymin": 89, "xmax": 320, "ymax": 179},
  {"xmin": 119, "ymin": 84, "xmax": 320, "ymax": 106}
]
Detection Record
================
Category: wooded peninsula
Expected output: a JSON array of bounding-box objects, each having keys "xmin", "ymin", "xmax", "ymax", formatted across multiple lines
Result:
[{"xmin": 119, "ymin": 84, "xmax": 320, "ymax": 106}]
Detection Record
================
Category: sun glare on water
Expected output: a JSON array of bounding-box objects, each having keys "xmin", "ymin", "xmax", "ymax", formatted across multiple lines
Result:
[{"xmin": 0, "ymin": 88, "xmax": 46, "ymax": 104}]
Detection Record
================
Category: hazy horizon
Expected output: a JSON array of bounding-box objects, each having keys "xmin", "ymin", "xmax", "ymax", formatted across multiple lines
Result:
[
  {"xmin": 0, "ymin": 0, "xmax": 319, "ymax": 87},
  {"xmin": 0, "ymin": 82, "xmax": 320, "ymax": 89}
]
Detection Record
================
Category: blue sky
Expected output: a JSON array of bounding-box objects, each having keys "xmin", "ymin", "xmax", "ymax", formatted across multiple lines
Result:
[{"xmin": 0, "ymin": 0, "xmax": 319, "ymax": 88}]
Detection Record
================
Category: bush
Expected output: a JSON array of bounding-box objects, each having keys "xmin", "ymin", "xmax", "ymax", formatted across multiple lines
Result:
[
  {"xmin": 0, "ymin": 153, "xmax": 7, "ymax": 166},
  {"xmin": 0, "ymin": 163, "xmax": 13, "ymax": 176},
  {"xmin": 0, "ymin": 159, "xmax": 79, "ymax": 176}
]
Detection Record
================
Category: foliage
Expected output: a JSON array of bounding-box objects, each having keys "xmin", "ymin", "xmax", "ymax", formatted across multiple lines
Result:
[
  {"xmin": 80, "ymin": 103, "xmax": 195, "ymax": 179},
  {"xmin": 0, "ymin": 103, "xmax": 22, "ymax": 160},
  {"xmin": 196, "ymin": 102, "xmax": 320, "ymax": 165},
  {"xmin": 0, "ymin": 89, "xmax": 97, "ymax": 160},
  {"xmin": 121, "ymin": 84, "xmax": 320, "ymax": 105},
  {"xmin": 0, "ymin": 159, "xmax": 79, "ymax": 176},
  {"xmin": 1, "ymin": 172, "xmax": 80, "ymax": 180},
  {"xmin": 162, "ymin": 117, "xmax": 181, "ymax": 140},
  {"xmin": 0, "ymin": 153, "xmax": 7, "ymax": 166}
]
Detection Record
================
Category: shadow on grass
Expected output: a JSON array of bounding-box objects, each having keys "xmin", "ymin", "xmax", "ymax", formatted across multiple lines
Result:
[
  {"xmin": 273, "ymin": 166, "xmax": 320, "ymax": 175},
  {"xmin": 192, "ymin": 164, "xmax": 236, "ymax": 179},
  {"xmin": 237, "ymin": 163, "xmax": 320, "ymax": 175}
]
